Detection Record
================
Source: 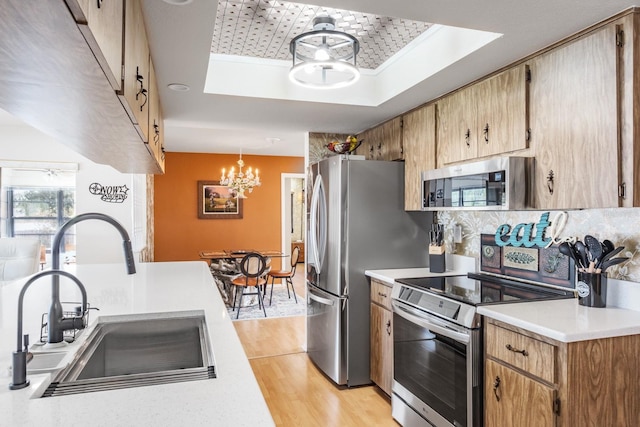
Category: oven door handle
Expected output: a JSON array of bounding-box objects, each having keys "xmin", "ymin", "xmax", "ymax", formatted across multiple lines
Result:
[{"xmin": 392, "ymin": 300, "xmax": 470, "ymax": 344}]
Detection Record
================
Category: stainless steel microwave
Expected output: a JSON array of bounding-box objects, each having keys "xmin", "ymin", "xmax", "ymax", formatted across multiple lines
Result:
[{"xmin": 421, "ymin": 157, "xmax": 531, "ymax": 210}]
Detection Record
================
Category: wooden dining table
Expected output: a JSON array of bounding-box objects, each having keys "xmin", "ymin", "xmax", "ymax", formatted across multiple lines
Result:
[
  {"xmin": 199, "ymin": 249, "xmax": 286, "ymax": 262},
  {"xmin": 200, "ymin": 249, "xmax": 287, "ymax": 308}
]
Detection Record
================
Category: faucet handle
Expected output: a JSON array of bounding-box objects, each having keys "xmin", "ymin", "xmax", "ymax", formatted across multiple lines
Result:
[{"xmin": 23, "ymin": 334, "xmax": 29, "ymax": 352}]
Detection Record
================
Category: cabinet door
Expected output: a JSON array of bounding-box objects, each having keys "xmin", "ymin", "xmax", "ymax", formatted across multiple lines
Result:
[
  {"xmin": 485, "ymin": 359, "xmax": 555, "ymax": 427},
  {"xmin": 380, "ymin": 117, "xmax": 403, "ymax": 161},
  {"xmin": 356, "ymin": 129, "xmax": 373, "ymax": 159},
  {"xmin": 437, "ymin": 86, "xmax": 477, "ymax": 166},
  {"xmin": 122, "ymin": 0, "xmax": 150, "ymax": 143},
  {"xmin": 529, "ymin": 24, "xmax": 620, "ymax": 209},
  {"xmin": 148, "ymin": 60, "xmax": 165, "ymax": 172},
  {"xmin": 370, "ymin": 303, "xmax": 393, "ymax": 395},
  {"xmin": 67, "ymin": 0, "xmax": 123, "ymax": 91},
  {"xmin": 477, "ymin": 65, "xmax": 530, "ymax": 158},
  {"xmin": 403, "ymin": 104, "xmax": 436, "ymax": 210}
]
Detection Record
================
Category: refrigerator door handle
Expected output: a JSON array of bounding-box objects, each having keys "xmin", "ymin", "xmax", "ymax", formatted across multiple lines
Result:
[
  {"xmin": 309, "ymin": 174, "xmax": 327, "ymax": 271},
  {"xmin": 308, "ymin": 291, "xmax": 335, "ymax": 306}
]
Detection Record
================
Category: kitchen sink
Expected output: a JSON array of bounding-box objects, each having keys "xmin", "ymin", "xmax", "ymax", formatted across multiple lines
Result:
[{"xmin": 41, "ymin": 311, "xmax": 215, "ymax": 397}]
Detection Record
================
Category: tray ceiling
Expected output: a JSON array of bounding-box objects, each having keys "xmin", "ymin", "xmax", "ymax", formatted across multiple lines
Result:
[{"xmin": 211, "ymin": 0, "xmax": 433, "ymax": 70}]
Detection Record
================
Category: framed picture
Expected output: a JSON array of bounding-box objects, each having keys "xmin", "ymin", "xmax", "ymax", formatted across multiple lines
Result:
[{"xmin": 197, "ymin": 181, "xmax": 243, "ymax": 219}]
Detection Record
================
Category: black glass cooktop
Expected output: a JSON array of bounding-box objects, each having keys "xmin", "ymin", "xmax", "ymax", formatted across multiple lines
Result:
[{"xmin": 395, "ymin": 272, "xmax": 575, "ymax": 307}]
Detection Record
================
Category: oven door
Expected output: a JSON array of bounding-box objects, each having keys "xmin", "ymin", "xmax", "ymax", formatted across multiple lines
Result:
[{"xmin": 391, "ymin": 300, "xmax": 481, "ymax": 427}]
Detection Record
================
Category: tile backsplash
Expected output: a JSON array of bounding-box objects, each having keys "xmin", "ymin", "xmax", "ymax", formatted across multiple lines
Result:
[{"xmin": 437, "ymin": 208, "xmax": 640, "ymax": 283}]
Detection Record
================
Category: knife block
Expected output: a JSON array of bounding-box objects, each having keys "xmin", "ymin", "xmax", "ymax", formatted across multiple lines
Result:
[{"xmin": 429, "ymin": 245, "xmax": 446, "ymax": 273}]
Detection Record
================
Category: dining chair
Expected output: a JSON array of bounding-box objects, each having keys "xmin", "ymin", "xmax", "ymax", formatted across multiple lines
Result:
[
  {"xmin": 230, "ymin": 252, "xmax": 268, "ymax": 319},
  {"xmin": 0, "ymin": 238, "xmax": 40, "ymax": 285},
  {"xmin": 266, "ymin": 245, "xmax": 300, "ymax": 305}
]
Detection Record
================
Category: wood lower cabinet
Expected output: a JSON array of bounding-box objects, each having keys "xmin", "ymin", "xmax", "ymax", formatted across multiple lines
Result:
[
  {"xmin": 370, "ymin": 279, "xmax": 393, "ymax": 395},
  {"xmin": 485, "ymin": 319, "xmax": 640, "ymax": 427},
  {"xmin": 402, "ymin": 104, "xmax": 436, "ymax": 211},
  {"xmin": 485, "ymin": 359, "xmax": 556, "ymax": 427}
]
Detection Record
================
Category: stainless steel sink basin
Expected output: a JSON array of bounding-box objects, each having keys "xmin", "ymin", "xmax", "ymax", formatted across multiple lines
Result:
[{"xmin": 41, "ymin": 311, "xmax": 215, "ymax": 397}]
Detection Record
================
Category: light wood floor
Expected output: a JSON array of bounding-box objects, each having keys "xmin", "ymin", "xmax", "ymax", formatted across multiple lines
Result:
[{"xmin": 233, "ymin": 264, "xmax": 398, "ymax": 426}]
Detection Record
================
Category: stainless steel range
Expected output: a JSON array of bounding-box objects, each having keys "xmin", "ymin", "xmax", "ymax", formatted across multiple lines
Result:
[{"xmin": 390, "ymin": 273, "xmax": 574, "ymax": 427}]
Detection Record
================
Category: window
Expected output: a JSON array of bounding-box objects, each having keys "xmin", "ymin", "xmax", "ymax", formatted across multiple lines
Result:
[
  {"xmin": 7, "ymin": 187, "xmax": 75, "ymax": 250},
  {"xmin": 0, "ymin": 163, "xmax": 77, "ymax": 266}
]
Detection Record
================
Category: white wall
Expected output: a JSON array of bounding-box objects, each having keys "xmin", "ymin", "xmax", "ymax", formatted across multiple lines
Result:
[{"xmin": 0, "ymin": 120, "xmax": 143, "ymax": 265}]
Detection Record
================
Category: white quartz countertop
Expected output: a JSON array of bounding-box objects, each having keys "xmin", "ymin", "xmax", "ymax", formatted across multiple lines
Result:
[
  {"xmin": 365, "ymin": 255, "xmax": 476, "ymax": 286},
  {"xmin": 0, "ymin": 261, "xmax": 274, "ymax": 426},
  {"xmin": 478, "ymin": 299, "xmax": 640, "ymax": 343}
]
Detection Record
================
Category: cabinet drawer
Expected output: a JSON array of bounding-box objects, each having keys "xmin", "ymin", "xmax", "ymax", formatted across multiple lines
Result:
[
  {"xmin": 370, "ymin": 279, "xmax": 393, "ymax": 311},
  {"xmin": 486, "ymin": 323, "xmax": 556, "ymax": 383}
]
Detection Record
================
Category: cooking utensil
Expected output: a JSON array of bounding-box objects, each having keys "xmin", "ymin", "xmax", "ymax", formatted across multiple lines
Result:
[
  {"xmin": 602, "ymin": 239, "xmax": 615, "ymax": 255},
  {"xmin": 600, "ymin": 256, "xmax": 628, "ymax": 272},
  {"xmin": 575, "ymin": 241, "xmax": 589, "ymax": 269},
  {"xmin": 596, "ymin": 246, "xmax": 625, "ymax": 269},
  {"xmin": 584, "ymin": 235, "xmax": 602, "ymax": 271},
  {"xmin": 559, "ymin": 242, "xmax": 580, "ymax": 266}
]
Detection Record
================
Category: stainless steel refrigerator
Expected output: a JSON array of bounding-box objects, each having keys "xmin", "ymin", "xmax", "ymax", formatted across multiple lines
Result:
[{"xmin": 306, "ymin": 155, "xmax": 433, "ymax": 387}]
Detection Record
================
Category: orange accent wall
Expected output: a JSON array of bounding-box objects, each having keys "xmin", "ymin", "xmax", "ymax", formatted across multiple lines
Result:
[{"xmin": 154, "ymin": 152, "xmax": 305, "ymax": 267}]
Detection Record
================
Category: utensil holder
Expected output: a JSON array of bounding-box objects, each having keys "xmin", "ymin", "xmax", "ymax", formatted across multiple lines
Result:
[
  {"xmin": 577, "ymin": 271, "xmax": 607, "ymax": 308},
  {"xmin": 429, "ymin": 246, "xmax": 446, "ymax": 273}
]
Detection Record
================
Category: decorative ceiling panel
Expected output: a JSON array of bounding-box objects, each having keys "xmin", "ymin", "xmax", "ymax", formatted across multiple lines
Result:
[{"xmin": 211, "ymin": 0, "xmax": 433, "ymax": 69}]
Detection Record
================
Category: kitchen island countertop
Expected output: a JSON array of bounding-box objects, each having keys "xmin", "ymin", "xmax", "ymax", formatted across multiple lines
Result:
[{"xmin": 0, "ymin": 261, "xmax": 273, "ymax": 426}]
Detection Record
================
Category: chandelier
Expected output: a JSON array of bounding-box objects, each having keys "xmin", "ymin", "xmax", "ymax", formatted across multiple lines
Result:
[
  {"xmin": 289, "ymin": 16, "xmax": 360, "ymax": 89},
  {"xmin": 220, "ymin": 151, "xmax": 261, "ymax": 198}
]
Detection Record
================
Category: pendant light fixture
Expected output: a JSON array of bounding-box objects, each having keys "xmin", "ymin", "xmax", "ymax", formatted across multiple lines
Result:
[{"xmin": 289, "ymin": 16, "xmax": 360, "ymax": 89}]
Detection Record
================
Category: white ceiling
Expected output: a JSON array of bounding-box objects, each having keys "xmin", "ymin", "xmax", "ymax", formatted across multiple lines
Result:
[{"xmin": 4, "ymin": 1, "xmax": 638, "ymax": 160}]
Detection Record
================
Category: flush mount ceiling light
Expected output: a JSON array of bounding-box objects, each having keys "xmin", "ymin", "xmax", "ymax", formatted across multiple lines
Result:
[
  {"xmin": 289, "ymin": 16, "xmax": 360, "ymax": 89},
  {"xmin": 167, "ymin": 83, "xmax": 190, "ymax": 92},
  {"xmin": 162, "ymin": 0, "xmax": 193, "ymax": 5}
]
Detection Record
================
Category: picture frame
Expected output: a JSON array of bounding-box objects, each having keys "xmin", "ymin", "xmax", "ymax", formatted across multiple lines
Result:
[{"xmin": 197, "ymin": 181, "xmax": 243, "ymax": 219}]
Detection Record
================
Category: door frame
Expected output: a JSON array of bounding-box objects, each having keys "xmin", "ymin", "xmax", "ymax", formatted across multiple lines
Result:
[{"xmin": 280, "ymin": 173, "xmax": 306, "ymax": 263}]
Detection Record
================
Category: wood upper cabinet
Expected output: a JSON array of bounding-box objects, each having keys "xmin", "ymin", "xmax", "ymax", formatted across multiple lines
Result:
[
  {"xmin": 437, "ymin": 85, "xmax": 477, "ymax": 165},
  {"xmin": 66, "ymin": 0, "xmax": 123, "ymax": 91},
  {"xmin": 357, "ymin": 117, "xmax": 403, "ymax": 161},
  {"xmin": 148, "ymin": 60, "xmax": 165, "ymax": 172},
  {"xmin": 121, "ymin": 0, "xmax": 151, "ymax": 143},
  {"xmin": 528, "ymin": 23, "xmax": 620, "ymax": 209},
  {"xmin": 403, "ymin": 104, "xmax": 436, "ymax": 210},
  {"xmin": 485, "ymin": 319, "xmax": 640, "ymax": 427},
  {"xmin": 370, "ymin": 279, "xmax": 393, "ymax": 395},
  {"xmin": 437, "ymin": 64, "xmax": 530, "ymax": 166},
  {"xmin": 476, "ymin": 65, "xmax": 530, "ymax": 158}
]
